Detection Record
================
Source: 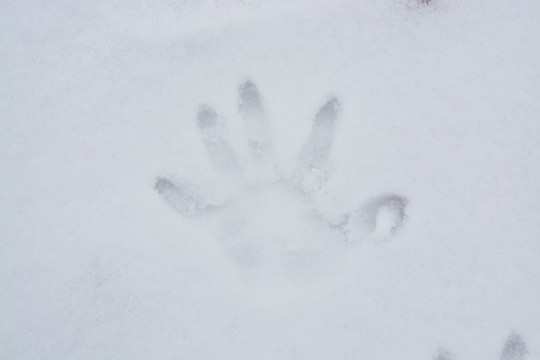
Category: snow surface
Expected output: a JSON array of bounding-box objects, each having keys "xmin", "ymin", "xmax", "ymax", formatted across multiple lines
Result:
[{"xmin": 1, "ymin": 0, "xmax": 539, "ymax": 359}]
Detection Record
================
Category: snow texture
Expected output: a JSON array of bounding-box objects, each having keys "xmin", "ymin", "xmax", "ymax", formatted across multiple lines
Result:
[{"xmin": 1, "ymin": 0, "xmax": 540, "ymax": 359}]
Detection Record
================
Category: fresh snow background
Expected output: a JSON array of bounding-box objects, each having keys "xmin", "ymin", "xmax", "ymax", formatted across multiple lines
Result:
[{"xmin": 1, "ymin": 0, "xmax": 539, "ymax": 359}]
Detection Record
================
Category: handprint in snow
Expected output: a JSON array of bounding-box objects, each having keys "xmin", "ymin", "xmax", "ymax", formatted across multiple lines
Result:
[{"xmin": 155, "ymin": 80, "xmax": 408, "ymax": 282}]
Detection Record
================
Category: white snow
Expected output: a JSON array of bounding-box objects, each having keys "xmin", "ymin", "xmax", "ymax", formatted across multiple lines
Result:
[{"xmin": 1, "ymin": 0, "xmax": 539, "ymax": 359}]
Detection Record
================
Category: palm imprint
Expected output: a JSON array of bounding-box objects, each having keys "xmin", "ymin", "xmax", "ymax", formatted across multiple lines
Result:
[{"xmin": 155, "ymin": 80, "xmax": 408, "ymax": 282}]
